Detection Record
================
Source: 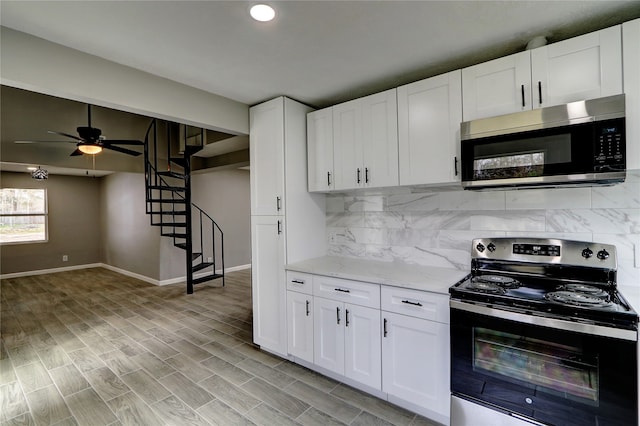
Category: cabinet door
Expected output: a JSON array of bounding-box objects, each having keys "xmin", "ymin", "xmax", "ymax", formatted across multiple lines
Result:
[
  {"xmin": 344, "ymin": 304, "xmax": 381, "ymax": 390},
  {"xmin": 307, "ymin": 107, "xmax": 334, "ymax": 191},
  {"xmin": 313, "ymin": 297, "xmax": 344, "ymax": 375},
  {"xmin": 361, "ymin": 89, "xmax": 399, "ymax": 188},
  {"xmin": 250, "ymin": 98, "xmax": 285, "ymax": 215},
  {"xmin": 382, "ymin": 312, "xmax": 450, "ymax": 417},
  {"xmin": 251, "ymin": 216, "xmax": 287, "ymax": 356},
  {"xmin": 531, "ymin": 26, "xmax": 622, "ymax": 108},
  {"xmin": 287, "ymin": 291, "xmax": 314, "ymax": 363},
  {"xmin": 623, "ymin": 19, "xmax": 640, "ymax": 170},
  {"xmin": 333, "ymin": 99, "xmax": 363, "ymax": 190},
  {"xmin": 398, "ymin": 70, "xmax": 463, "ymax": 186},
  {"xmin": 462, "ymin": 51, "xmax": 531, "ymax": 121}
]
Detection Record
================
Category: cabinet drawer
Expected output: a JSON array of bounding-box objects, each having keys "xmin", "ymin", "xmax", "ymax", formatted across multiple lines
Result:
[
  {"xmin": 286, "ymin": 271, "xmax": 313, "ymax": 295},
  {"xmin": 313, "ymin": 276, "xmax": 380, "ymax": 309},
  {"xmin": 381, "ymin": 286, "xmax": 449, "ymax": 324}
]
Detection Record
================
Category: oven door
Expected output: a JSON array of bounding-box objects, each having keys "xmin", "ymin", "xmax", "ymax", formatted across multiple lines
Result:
[
  {"xmin": 460, "ymin": 118, "xmax": 625, "ymax": 189},
  {"xmin": 450, "ymin": 303, "xmax": 638, "ymax": 426}
]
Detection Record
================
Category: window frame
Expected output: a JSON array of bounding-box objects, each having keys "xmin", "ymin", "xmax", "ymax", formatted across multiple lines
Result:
[{"xmin": 0, "ymin": 188, "xmax": 49, "ymax": 245}]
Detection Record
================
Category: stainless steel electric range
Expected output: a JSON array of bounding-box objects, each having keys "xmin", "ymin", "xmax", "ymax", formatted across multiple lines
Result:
[{"xmin": 449, "ymin": 238, "xmax": 638, "ymax": 426}]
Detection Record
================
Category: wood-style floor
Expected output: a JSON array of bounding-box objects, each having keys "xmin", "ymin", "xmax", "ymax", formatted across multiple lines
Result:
[{"xmin": 0, "ymin": 268, "xmax": 438, "ymax": 426}]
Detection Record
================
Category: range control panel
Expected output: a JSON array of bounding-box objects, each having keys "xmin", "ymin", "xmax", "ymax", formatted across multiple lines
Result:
[
  {"xmin": 472, "ymin": 237, "xmax": 617, "ymax": 269},
  {"xmin": 513, "ymin": 243, "xmax": 560, "ymax": 256}
]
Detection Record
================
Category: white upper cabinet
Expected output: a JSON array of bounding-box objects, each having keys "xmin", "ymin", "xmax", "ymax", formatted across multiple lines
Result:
[
  {"xmin": 333, "ymin": 89, "xmax": 399, "ymax": 190},
  {"xmin": 307, "ymin": 107, "xmax": 334, "ymax": 191},
  {"xmin": 462, "ymin": 52, "xmax": 532, "ymax": 121},
  {"xmin": 333, "ymin": 99, "xmax": 362, "ymax": 190},
  {"xmin": 308, "ymin": 89, "xmax": 398, "ymax": 192},
  {"xmin": 463, "ymin": 26, "xmax": 622, "ymax": 121},
  {"xmin": 623, "ymin": 19, "xmax": 640, "ymax": 170},
  {"xmin": 398, "ymin": 70, "xmax": 463, "ymax": 186},
  {"xmin": 361, "ymin": 90, "xmax": 399, "ymax": 189},
  {"xmin": 531, "ymin": 25, "xmax": 622, "ymax": 108},
  {"xmin": 250, "ymin": 98, "xmax": 285, "ymax": 215}
]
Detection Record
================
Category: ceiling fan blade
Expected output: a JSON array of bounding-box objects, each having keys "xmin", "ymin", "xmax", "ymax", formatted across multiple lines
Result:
[
  {"xmin": 70, "ymin": 148, "xmax": 84, "ymax": 156},
  {"xmin": 102, "ymin": 139, "xmax": 144, "ymax": 145},
  {"xmin": 48, "ymin": 130, "xmax": 83, "ymax": 141},
  {"xmin": 103, "ymin": 144, "xmax": 142, "ymax": 156},
  {"xmin": 15, "ymin": 140, "xmax": 78, "ymax": 144}
]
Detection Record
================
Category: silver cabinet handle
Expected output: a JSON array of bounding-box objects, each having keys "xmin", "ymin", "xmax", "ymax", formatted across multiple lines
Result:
[
  {"xmin": 383, "ymin": 318, "xmax": 388, "ymax": 337},
  {"xmin": 336, "ymin": 307, "xmax": 341, "ymax": 324},
  {"xmin": 345, "ymin": 309, "xmax": 350, "ymax": 327},
  {"xmin": 276, "ymin": 196, "xmax": 281, "ymax": 211},
  {"xmin": 365, "ymin": 167, "xmax": 369, "ymax": 183},
  {"xmin": 306, "ymin": 300, "xmax": 310, "ymax": 316},
  {"xmin": 277, "ymin": 220, "xmax": 282, "ymax": 235},
  {"xmin": 356, "ymin": 168, "xmax": 361, "ymax": 184},
  {"xmin": 521, "ymin": 84, "xmax": 525, "ymax": 108},
  {"xmin": 402, "ymin": 300, "xmax": 423, "ymax": 307},
  {"xmin": 327, "ymin": 171, "xmax": 331, "ymax": 186},
  {"xmin": 291, "ymin": 279, "xmax": 305, "ymax": 285},
  {"xmin": 334, "ymin": 288, "xmax": 350, "ymax": 293}
]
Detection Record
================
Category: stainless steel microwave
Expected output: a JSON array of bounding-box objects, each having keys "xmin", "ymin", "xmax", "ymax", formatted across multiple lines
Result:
[{"xmin": 460, "ymin": 94, "xmax": 626, "ymax": 190}]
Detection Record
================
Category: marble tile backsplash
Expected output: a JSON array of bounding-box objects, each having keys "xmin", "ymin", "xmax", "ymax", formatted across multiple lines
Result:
[{"xmin": 326, "ymin": 172, "xmax": 640, "ymax": 287}]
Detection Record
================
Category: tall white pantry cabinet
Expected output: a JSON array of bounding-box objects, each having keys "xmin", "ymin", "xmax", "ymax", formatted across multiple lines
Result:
[{"xmin": 249, "ymin": 97, "xmax": 326, "ymax": 357}]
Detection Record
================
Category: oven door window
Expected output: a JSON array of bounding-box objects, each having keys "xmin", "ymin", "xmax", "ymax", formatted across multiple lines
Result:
[{"xmin": 473, "ymin": 327, "xmax": 598, "ymax": 403}]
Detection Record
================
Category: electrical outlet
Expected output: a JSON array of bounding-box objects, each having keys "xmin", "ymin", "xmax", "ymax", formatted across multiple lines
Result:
[{"xmin": 62, "ymin": 255, "xmax": 68, "ymax": 262}]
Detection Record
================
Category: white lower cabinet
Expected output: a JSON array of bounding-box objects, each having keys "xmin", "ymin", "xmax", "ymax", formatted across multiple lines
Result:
[
  {"xmin": 287, "ymin": 290, "xmax": 314, "ymax": 363},
  {"xmin": 381, "ymin": 286, "xmax": 450, "ymax": 422},
  {"xmin": 314, "ymin": 296, "xmax": 382, "ymax": 390},
  {"xmin": 381, "ymin": 311, "xmax": 449, "ymax": 417},
  {"xmin": 286, "ymin": 272, "xmax": 450, "ymax": 423}
]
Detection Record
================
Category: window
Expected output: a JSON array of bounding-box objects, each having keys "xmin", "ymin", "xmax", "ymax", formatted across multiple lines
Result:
[{"xmin": 0, "ymin": 188, "xmax": 48, "ymax": 244}]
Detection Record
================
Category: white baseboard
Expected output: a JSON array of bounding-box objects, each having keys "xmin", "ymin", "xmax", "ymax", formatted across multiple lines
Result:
[
  {"xmin": 1, "ymin": 263, "xmax": 251, "ymax": 286},
  {"xmin": 0, "ymin": 263, "xmax": 103, "ymax": 279}
]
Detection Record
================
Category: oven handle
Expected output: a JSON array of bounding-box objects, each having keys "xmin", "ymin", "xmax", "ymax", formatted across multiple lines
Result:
[{"xmin": 450, "ymin": 299, "xmax": 638, "ymax": 341}]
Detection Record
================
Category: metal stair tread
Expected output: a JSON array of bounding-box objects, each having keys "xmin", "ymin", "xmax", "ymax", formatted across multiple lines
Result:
[
  {"xmin": 148, "ymin": 185, "xmax": 186, "ymax": 192},
  {"xmin": 156, "ymin": 171, "xmax": 186, "ymax": 179},
  {"xmin": 161, "ymin": 232, "xmax": 187, "ymax": 238},
  {"xmin": 193, "ymin": 273, "xmax": 224, "ymax": 285},
  {"xmin": 192, "ymin": 262, "xmax": 214, "ymax": 273},
  {"xmin": 147, "ymin": 198, "xmax": 187, "ymax": 203}
]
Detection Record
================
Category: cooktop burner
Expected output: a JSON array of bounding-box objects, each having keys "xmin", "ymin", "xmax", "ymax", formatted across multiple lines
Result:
[
  {"xmin": 473, "ymin": 275, "xmax": 521, "ymax": 288},
  {"xmin": 545, "ymin": 290, "xmax": 614, "ymax": 308}
]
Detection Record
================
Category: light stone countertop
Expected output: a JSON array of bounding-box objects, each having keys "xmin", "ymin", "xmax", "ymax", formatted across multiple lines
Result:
[{"xmin": 286, "ymin": 256, "xmax": 470, "ymax": 295}]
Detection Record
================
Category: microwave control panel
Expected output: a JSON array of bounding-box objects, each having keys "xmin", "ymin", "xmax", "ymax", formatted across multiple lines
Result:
[{"xmin": 594, "ymin": 119, "xmax": 625, "ymax": 169}]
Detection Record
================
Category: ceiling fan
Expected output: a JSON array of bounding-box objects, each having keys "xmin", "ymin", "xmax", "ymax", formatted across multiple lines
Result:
[{"xmin": 22, "ymin": 104, "xmax": 144, "ymax": 156}]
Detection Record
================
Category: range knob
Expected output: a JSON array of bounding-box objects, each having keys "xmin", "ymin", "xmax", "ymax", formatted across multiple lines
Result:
[
  {"xmin": 581, "ymin": 248, "xmax": 593, "ymax": 259},
  {"xmin": 597, "ymin": 249, "xmax": 610, "ymax": 260},
  {"xmin": 487, "ymin": 243, "xmax": 496, "ymax": 252},
  {"xmin": 476, "ymin": 243, "xmax": 486, "ymax": 253}
]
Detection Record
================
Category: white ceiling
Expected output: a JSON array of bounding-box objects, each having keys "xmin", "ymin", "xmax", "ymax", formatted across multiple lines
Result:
[{"xmin": 2, "ymin": 1, "xmax": 639, "ymax": 109}]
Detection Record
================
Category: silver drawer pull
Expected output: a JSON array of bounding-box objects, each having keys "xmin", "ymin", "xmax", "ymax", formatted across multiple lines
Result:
[
  {"xmin": 291, "ymin": 279, "xmax": 305, "ymax": 284},
  {"xmin": 334, "ymin": 288, "xmax": 350, "ymax": 293},
  {"xmin": 401, "ymin": 300, "xmax": 423, "ymax": 307}
]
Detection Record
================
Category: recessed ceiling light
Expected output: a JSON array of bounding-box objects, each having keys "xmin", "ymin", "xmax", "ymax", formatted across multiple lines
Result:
[{"xmin": 250, "ymin": 4, "xmax": 275, "ymax": 22}]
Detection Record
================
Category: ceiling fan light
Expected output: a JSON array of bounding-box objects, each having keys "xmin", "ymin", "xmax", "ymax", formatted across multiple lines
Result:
[{"xmin": 78, "ymin": 144, "xmax": 103, "ymax": 155}]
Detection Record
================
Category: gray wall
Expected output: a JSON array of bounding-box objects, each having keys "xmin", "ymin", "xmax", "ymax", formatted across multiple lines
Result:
[
  {"xmin": 192, "ymin": 168, "xmax": 251, "ymax": 268},
  {"xmin": 1, "ymin": 171, "xmax": 102, "ymax": 274},
  {"xmin": 100, "ymin": 172, "xmax": 164, "ymax": 280}
]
